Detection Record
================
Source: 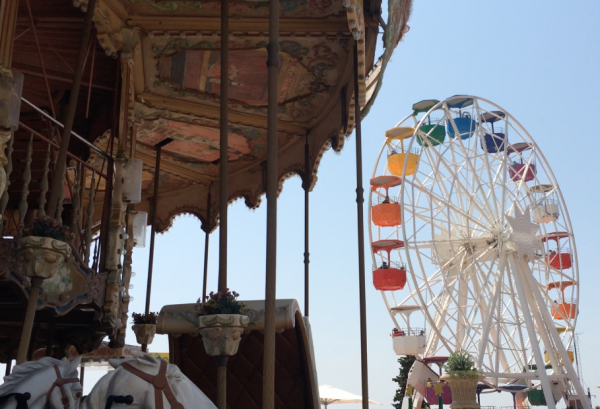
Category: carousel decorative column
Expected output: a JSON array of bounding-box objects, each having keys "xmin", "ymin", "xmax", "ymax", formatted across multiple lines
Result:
[
  {"xmin": 263, "ymin": 0, "xmax": 280, "ymax": 407},
  {"xmin": 106, "ymin": 27, "xmax": 139, "ymax": 338}
]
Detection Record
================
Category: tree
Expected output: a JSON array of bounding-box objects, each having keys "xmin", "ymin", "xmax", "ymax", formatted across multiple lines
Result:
[{"xmin": 392, "ymin": 355, "xmax": 429, "ymax": 409}]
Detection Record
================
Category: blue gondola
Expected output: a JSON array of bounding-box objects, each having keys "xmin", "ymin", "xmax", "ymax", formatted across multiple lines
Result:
[
  {"xmin": 480, "ymin": 110, "xmax": 507, "ymax": 153},
  {"xmin": 445, "ymin": 96, "xmax": 476, "ymax": 140}
]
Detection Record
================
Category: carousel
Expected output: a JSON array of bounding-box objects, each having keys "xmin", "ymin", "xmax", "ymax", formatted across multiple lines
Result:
[{"xmin": 0, "ymin": 0, "xmax": 412, "ymax": 408}]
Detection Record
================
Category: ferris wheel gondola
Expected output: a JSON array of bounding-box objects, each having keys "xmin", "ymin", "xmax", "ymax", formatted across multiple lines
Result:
[{"xmin": 368, "ymin": 96, "xmax": 590, "ymax": 409}]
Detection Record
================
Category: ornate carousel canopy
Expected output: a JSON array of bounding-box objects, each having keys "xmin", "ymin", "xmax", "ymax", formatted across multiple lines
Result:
[{"xmin": 82, "ymin": 0, "xmax": 412, "ymax": 232}]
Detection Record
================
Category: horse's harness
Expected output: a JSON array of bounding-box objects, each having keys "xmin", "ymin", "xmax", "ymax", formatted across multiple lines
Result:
[
  {"xmin": 121, "ymin": 360, "xmax": 184, "ymax": 409},
  {"xmin": 45, "ymin": 365, "xmax": 80, "ymax": 409}
]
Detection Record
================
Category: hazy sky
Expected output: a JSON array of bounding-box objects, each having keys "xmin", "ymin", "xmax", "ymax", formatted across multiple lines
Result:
[{"xmin": 3, "ymin": 2, "xmax": 600, "ymax": 409}]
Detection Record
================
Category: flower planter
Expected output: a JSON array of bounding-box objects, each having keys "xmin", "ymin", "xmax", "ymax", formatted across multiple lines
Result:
[
  {"xmin": 18, "ymin": 236, "xmax": 71, "ymax": 279},
  {"xmin": 132, "ymin": 323, "xmax": 157, "ymax": 345},
  {"xmin": 198, "ymin": 314, "xmax": 249, "ymax": 357},
  {"xmin": 440, "ymin": 374, "xmax": 483, "ymax": 409}
]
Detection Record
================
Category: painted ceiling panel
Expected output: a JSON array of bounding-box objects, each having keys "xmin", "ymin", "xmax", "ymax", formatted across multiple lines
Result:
[
  {"xmin": 158, "ymin": 48, "xmax": 311, "ymax": 106},
  {"xmin": 137, "ymin": 119, "xmax": 251, "ymax": 163}
]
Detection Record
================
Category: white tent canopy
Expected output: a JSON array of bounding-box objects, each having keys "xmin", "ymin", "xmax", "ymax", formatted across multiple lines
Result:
[{"xmin": 319, "ymin": 384, "xmax": 381, "ymax": 408}]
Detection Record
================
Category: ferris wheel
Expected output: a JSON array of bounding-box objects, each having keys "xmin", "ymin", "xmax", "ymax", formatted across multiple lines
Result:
[{"xmin": 368, "ymin": 96, "xmax": 590, "ymax": 409}]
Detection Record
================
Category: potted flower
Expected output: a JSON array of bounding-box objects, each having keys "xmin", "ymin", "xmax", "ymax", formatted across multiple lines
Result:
[
  {"xmin": 195, "ymin": 289, "xmax": 250, "ymax": 356},
  {"xmin": 18, "ymin": 216, "xmax": 72, "ymax": 280},
  {"xmin": 439, "ymin": 350, "xmax": 483, "ymax": 409},
  {"xmin": 131, "ymin": 312, "xmax": 158, "ymax": 345}
]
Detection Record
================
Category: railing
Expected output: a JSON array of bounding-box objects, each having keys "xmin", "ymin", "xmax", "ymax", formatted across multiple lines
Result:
[
  {"xmin": 392, "ymin": 328, "xmax": 426, "ymax": 337},
  {"xmin": 373, "ymin": 260, "xmax": 405, "ymax": 271},
  {"xmin": 372, "ymin": 195, "xmax": 400, "ymax": 205},
  {"xmin": 0, "ymin": 100, "xmax": 114, "ymax": 272}
]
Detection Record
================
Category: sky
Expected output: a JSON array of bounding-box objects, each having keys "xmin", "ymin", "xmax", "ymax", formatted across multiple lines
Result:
[{"xmin": 3, "ymin": 1, "xmax": 600, "ymax": 408}]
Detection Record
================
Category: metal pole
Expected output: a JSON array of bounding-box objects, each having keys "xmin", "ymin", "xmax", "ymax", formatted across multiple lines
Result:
[
  {"xmin": 303, "ymin": 134, "xmax": 309, "ymax": 317},
  {"xmin": 142, "ymin": 138, "xmax": 172, "ymax": 352},
  {"xmin": 216, "ymin": 2, "xmax": 230, "ymax": 408},
  {"xmin": 216, "ymin": 355, "xmax": 228, "ymax": 409},
  {"xmin": 202, "ymin": 185, "xmax": 212, "ymax": 303},
  {"xmin": 353, "ymin": 42, "xmax": 369, "ymax": 409},
  {"xmin": 46, "ymin": 0, "xmax": 96, "ymax": 219},
  {"xmin": 218, "ymin": 0, "xmax": 229, "ymax": 295},
  {"xmin": 99, "ymin": 58, "xmax": 121, "ymax": 271},
  {"xmin": 263, "ymin": 0, "xmax": 279, "ymax": 406},
  {"xmin": 16, "ymin": 277, "xmax": 42, "ymax": 364}
]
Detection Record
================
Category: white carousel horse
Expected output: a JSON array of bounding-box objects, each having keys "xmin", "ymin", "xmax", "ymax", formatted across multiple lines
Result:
[
  {"xmin": 82, "ymin": 350, "xmax": 217, "ymax": 409},
  {"xmin": 0, "ymin": 356, "xmax": 82, "ymax": 409}
]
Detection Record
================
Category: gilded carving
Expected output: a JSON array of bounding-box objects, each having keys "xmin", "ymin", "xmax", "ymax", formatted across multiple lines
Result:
[
  {"xmin": 18, "ymin": 236, "xmax": 71, "ymax": 280},
  {"xmin": 197, "ymin": 314, "xmax": 249, "ymax": 357}
]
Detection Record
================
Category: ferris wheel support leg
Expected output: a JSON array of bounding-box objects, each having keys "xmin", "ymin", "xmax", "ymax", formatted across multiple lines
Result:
[
  {"xmin": 508, "ymin": 255, "xmax": 557, "ymax": 409},
  {"xmin": 516, "ymin": 258, "xmax": 564, "ymax": 385},
  {"xmin": 518, "ymin": 258, "xmax": 591, "ymax": 409},
  {"xmin": 476, "ymin": 254, "xmax": 506, "ymax": 370}
]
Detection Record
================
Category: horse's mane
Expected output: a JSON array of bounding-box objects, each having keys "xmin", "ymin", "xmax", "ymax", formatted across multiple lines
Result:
[{"xmin": 0, "ymin": 357, "xmax": 75, "ymax": 393}]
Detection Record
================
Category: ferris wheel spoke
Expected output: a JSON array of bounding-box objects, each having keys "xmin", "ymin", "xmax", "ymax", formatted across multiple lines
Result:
[
  {"xmin": 405, "ymin": 178, "xmax": 491, "ymax": 232},
  {"xmin": 420, "ymin": 140, "xmax": 498, "ymax": 227},
  {"xmin": 447, "ymin": 123, "xmax": 501, "ymax": 224},
  {"xmin": 473, "ymin": 99, "xmax": 508, "ymax": 219}
]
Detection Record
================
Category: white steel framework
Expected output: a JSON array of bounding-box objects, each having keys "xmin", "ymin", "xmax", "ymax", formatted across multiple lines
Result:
[{"xmin": 368, "ymin": 96, "xmax": 589, "ymax": 409}]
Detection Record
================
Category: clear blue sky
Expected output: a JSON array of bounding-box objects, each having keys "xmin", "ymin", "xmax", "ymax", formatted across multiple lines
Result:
[{"xmin": 6, "ymin": 2, "xmax": 600, "ymax": 408}]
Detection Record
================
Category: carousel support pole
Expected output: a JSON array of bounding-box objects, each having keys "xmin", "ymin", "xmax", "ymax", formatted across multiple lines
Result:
[
  {"xmin": 216, "ymin": 355, "xmax": 228, "ymax": 409},
  {"xmin": 0, "ymin": 0, "xmax": 20, "ymax": 68},
  {"xmin": 353, "ymin": 42, "xmax": 369, "ymax": 409},
  {"xmin": 142, "ymin": 138, "xmax": 172, "ymax": 353},
  {"xmin": 215, "ymin": 1, "xmax": 230, "ymax": 408},
  {"xmin": 80, "ymin": 366, "xmax": 85, "ymax": 388},
  {"xmin": 263, "ymin": 0, "xmax": 279, "ymax": 407},
  {"xmin": 303, "ymin": 134, "xmax": 310, "ymax": 317},
  {"xmin": 263, "ymin": 0, "xmax": 280, "ymax": 404},
  {"xmin": 46, "ymin": 0, "xmax": 96, "ymax": 219},
  {"xmin": 218, "ymin": 0, "xmax": 229, "ymax": 295},
  {"xmin": 202, "ymin": 185, "xmax": 212, "ymax": 303},
  {"xmin": 16, "ymin": 277, "xmax": 42, "ymax": 364}
]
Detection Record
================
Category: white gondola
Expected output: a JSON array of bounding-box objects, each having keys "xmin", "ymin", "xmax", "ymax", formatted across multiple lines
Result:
[
  {"xmin": 390, "ymin": 305, "xmax": 426, "ymax": 356},
  {"xmin": 530, "ymin": 184, "xmax": 560, "ymax": 223}
]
